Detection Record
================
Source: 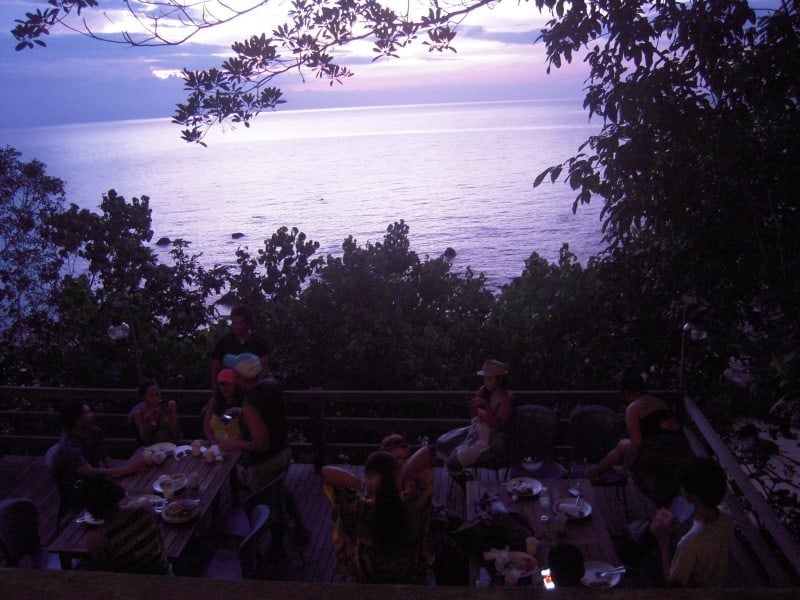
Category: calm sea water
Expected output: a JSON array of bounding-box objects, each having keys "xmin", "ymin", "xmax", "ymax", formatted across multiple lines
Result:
[{"xmin": 2, "ymin": 100, "xmax": 603, "ymax": 288}]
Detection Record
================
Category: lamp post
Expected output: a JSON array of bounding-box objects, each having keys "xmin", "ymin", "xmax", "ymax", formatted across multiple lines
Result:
[
  {"xmin": 108, "ymin": 299, "xmax": 142, "ymax": 382},
  {"xmin": 678, "ymin": 296, "xmax": 707, "ymax": 404}
]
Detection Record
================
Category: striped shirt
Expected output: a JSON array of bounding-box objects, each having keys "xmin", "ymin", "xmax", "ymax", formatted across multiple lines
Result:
[{"xmin": 102, "ymin": 507, "xmax": 171, "ymax": 575}]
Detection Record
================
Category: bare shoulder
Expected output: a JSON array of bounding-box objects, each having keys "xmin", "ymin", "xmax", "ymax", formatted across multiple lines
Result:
[
  {"xmin": 492, "ymin": 388, "xmax": 514, "ymax": 403},
  {"xmin": 628, "ymin": 394, "xmax": 665, "ymax": 416}
]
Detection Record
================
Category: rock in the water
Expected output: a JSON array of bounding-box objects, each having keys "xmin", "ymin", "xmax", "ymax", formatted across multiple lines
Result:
[
  {"xmin": 156, "ymin": 237, "xmax": 171, "ymax": 246},
  {"xmin": 231, "ymin": 232, "xmax": 245, "ymax": 239},
  {"xmin": 443, "ymin": 247, "xmax": 457, "ymax": 259}
]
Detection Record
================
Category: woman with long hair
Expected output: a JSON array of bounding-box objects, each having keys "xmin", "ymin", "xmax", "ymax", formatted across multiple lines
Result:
[{"xmin": 322, "ymin": 449, "xmax": 432, "ymax": 584}]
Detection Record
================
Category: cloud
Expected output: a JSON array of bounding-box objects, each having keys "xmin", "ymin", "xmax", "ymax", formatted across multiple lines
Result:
[
  {"xmin": 0, "ymin": 0, "xmax": 586, "ymax": 126},
  {"xmin": 151, "ymin": 68, "xmax": 184, "ymax": 80}
]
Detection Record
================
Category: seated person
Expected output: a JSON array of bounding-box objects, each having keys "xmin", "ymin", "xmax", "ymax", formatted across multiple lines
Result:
[
  {"xmin": 650, "ymin": 458, "xmax": 734, "ymax": 588},
  {"xmin": 548, "ymin": 543, "xmax": 585, "ymax": 587},
  {"xmin": 585, "ymin": 366, "xmax": 693, "ymax": 506},
  {"xmin": 130, "ymin": 379, "xmax": 180, "ymax": 446},
  {"xmin": 51, "ymin": 399, "xmax": 146, "ymax": 509},
  {"xmin": 322, "ymin": 450, "xmax": 434, "ymax": 584},
  {"xmin": 381, "ymin": 434, "xmax": 433, "ymax": 498},
  {"xmin": 77, "ymin": 475, "xmax": 172, "ymax": 575},
  {"xmin": 435, "ymin": 359, "xmax": 514, "ymax": 484},
  {"xmin": 203, "ymin": 368, "xmax": 242, "ymax": 444}
]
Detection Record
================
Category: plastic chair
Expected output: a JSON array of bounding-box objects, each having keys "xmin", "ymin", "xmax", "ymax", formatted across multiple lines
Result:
[
  {"xmin": 206, "ymin": 504, "xmax": 271, "ymax": 579},
  {"xmin": 0, "ymin": 498, "xmax": 43, "ymax": 568},
  {"xmin": 507, "ymin": 404, "xmax": 566, "ymax": 480},
  {"xmin": 568, "ymin": 404, "xmax": 629, "ymax": 516},
  {"xmin": 44, "ymin": 443, "xmax": 79, "ymax": 533},
  {"xmin": 222, "ymin": 469, "xmax": 307, "ymax": 565}
]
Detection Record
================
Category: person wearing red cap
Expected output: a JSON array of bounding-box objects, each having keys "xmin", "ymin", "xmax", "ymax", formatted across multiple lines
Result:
[{"xmin": 203, "ymin": 368, "xmax": 243, "ymax": 444}]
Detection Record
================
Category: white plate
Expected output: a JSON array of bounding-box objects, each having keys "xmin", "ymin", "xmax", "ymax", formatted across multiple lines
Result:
[
  {"xmin": 153, "ymin": 473, "xmax": 188, "ymax": 494},
  {"xmin": 147, "ymin": 442, "xmax": 177, "ymax": 454},
  {"xmin": 502, "ymin": 551, "xmax": 538, "ymax": 578},
  {"xmin": 503, "ymin": 477, "xmax": 542, "ymax": 497},
  {"xmin": 521, "ymin": 457, "xmax": 544, "ymax": 472},
  {"xmin": 554, "ymin": 498, "xmax": 593, "ymax": 519},
  {"xmin": 161, "ymin": 499, "xmax": 201, "ymax": 524},
  {"xmin": 173, "ymin": 445, "xmax": 193, "ymax": 459},
  {"xmin": 121, "ymin": 494, "xmax": 168, "ymax": 513},
  {"xmin": 581, "ymin": 560, "xmax": 622, "ymax": 588},
  {"xmin": 76, "ymin": 512, "xmax": 104, "ymax": 526}
]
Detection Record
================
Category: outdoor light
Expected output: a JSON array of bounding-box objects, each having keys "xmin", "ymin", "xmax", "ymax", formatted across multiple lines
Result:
[
  {"xmin": 683, "ymin": 322, "xmax": 707, "ymax": 341},
  {"xmin": 107, "ymin": 322, "xmax": 131, "ymax": 341},
  {"xmin": 108, "ymin": 299, "xmax": 142, "ymax": 381}
]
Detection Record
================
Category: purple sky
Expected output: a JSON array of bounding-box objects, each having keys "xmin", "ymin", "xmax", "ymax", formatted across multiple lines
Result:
[{"xmin": 0, "ymin": 1, "xmax": 589, "ymax": 128}]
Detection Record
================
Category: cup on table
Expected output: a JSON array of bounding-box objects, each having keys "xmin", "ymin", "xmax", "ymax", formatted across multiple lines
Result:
[
  {"xmin": 525, "ymin": 536, "xmax": 538, "ymax": 556},
  {"xmin": 188, "ymin": 471, "xmax": 200, "ymax": 489},
  {"xmin": 142, "ymin": 449, "xmax": 154, "ymax": 465},
  {"xmin": 554, "ymin": 512, "xmax": 568, "ymax": 534},
  {"xmin": 191, "ymin": 439, "xmax": 203, "ymax": 457},
  {"xmin": 504, "ymin": 568, "xmax": 520, "ymax": 586},
  {"xmin": 161, "ymin": 479, "xmax": 176, "ymax": 500},
  {"xmin": 204, "ymin": 447, "xmax": 216, "ymax": 463}
]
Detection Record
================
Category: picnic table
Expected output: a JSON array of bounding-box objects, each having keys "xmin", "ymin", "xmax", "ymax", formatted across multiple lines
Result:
[
  {"xmin": 48, "ymin": 443, "xmax": 240, "ymax": 570},
  {"xmin": 466, "ymin": 478, "xmax": 622, "ymax": 588}
]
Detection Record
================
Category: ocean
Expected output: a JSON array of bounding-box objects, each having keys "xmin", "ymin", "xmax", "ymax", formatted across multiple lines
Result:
[{"xmin": 1, "ymin": 99, "xmax": 603, "ymax": 288}]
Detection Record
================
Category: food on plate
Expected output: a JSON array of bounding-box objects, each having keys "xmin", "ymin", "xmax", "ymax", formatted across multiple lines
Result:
[
  {"xmin": 507, "ymin": 551, "xmax": 537, "ymax": 573},
  {"xmin": 163, "ymin": 501, "xmax": 197, "ymax": 520},
  {"xmin": 509, "ymin": 481, "xmax": 533, "ymax": 495}
]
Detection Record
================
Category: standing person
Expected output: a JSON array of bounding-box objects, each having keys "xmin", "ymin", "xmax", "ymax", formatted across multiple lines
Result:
[
  {"xmin": 130, "ymin": 379, "xmax": 181, "ymax": 446},
  {"xmin": 435, "ymin": 359, "xmax": 515, "ymax": 484},
  {"xmin": 217, "ymin": 352, "xmax": 309, "ymax": 557},
  {"xmin": 203, "ymin": 368, "xmax": 243, "ymax": 444},
  {"xmin": 50, "ymin": 399, "xmax": 146, "ymax": 507},
  {"xmin": 77, "ymin": 476, "xmax": 172, "ymax": 575},
  {"xmin": 209, "ymin": 304, "xmax": 271, "ymax": 390},
  {"xmin": 650, "ymin": 458, "xmax": 734, "ymax": 588}
]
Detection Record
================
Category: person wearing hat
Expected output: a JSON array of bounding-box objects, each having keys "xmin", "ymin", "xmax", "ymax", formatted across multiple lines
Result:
[
  {"xmin": 216, "ymin": 353, "xmax": 289, "ymax": 487},
  {"xmin": 202, "ymin": 368, "xmax": 243, "ymax": 444},
  {"xmin": 435, "ymin": 359, "xmax": 515, "ymax": 484},
  {"xmin": 218, "ymin": 352, "xmax": 311, "ymax": 557}
]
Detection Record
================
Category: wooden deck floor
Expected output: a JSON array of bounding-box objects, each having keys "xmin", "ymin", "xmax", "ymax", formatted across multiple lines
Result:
[{"xmin": 0, "ymin": 455, "xmax": 773, "ymax": 587}]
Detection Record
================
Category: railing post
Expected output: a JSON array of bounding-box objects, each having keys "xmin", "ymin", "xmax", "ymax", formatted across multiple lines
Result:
[{"xmin": 309, "ymin": 388, "xmax": 326, "ymax": 472}]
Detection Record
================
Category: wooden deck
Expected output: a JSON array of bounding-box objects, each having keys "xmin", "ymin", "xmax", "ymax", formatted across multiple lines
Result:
[{"xmin": 0, "ymin": 454, "xmax": 773, "ymax": 587}]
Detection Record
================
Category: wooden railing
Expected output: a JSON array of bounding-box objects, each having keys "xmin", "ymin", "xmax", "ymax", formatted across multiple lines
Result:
[
  {"xmin": 682, "ymin": 396, "xmax": 800, "ymax": 586},
  {"xmin": 0, "ymin": 386, "xmax": 623, "ymax": 467}
]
